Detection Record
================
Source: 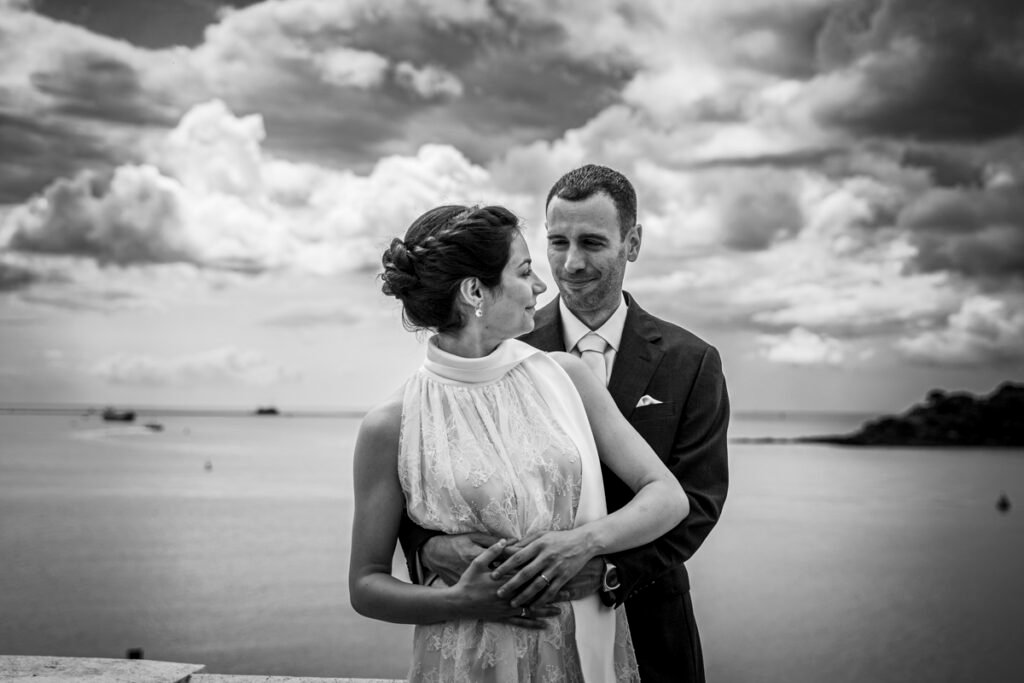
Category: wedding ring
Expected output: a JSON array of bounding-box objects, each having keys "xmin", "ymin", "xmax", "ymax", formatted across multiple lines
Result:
[
  {"xmin": 520, "ymin": 607, "xmax": 529, "ymax": 618},
  {"xmin": 539, "ymin": 573, "xmax": 551, "ymax": 586}
]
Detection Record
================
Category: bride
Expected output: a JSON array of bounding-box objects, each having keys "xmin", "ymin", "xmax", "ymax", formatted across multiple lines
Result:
[{"xmin": 349, "ymin": 204, "xmax": 688, "ymax": 682}]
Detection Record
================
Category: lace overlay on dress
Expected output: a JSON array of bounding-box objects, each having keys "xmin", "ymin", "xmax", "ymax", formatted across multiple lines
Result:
[{"xmin": 398, "ymin": 339, "xmax": 639, "ymax": 682}]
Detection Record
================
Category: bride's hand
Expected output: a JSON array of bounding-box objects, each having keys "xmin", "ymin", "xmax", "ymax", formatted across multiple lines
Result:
[
  {"xmin": 491, "ymin": 529, "xmax": 594, "ymax": 608},
  {"xmin": 453, "ymin": 539, "xmax": 560, "ymax": 625}
]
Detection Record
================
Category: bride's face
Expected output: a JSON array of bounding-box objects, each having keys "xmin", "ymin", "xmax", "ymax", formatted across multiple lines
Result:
[{"xmin": 481, "ymin": 232, "xmax": 547, "ymax": 339}]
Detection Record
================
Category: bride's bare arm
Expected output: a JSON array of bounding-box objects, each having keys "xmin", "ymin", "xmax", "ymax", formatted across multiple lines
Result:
[
  {"xmin": 492, "ymin": 353, "xmax": 688, "ymax": 606},
  {"xmin": 348, "ymin": 400, "xmax": 558, "ymax": 624}
]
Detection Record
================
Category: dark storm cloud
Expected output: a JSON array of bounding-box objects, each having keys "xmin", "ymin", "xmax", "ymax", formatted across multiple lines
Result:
[
  {"xmin": 0, "ymin": 8, "xmax": 193, "ymax": 203},
  {"xmin": 32, "ymin": 0, "xmax": 262, "ymax": 49},
  {"xmin": 900, "ymin": 185, "xmax": 1024, "ymax": 278},
  {"xmin": 233, "ymin": 79, "xmax": 411, "ymax": 172},
  {"xmin": 242, "ymin": 3, "xmax": 638, "ymax": 166},
  {"xmin": 343, "ymin": 5, "xmax": 633, "ymax": 131},
  {"xmin": 898, "ymin": 147, "xmax": 987, "ymax": 188},
  {"xmin": 814, "ymin": 0, "xmax": 1024, "ymax": 141},
  {"xmin": 0, "ymin": 261, "xmax": 39, "ymax": 291},
  {"xmin": 0, "ymin": 112, "xmax": 123, "ymax": 202},
  {"xmin": 719, "ymin": 187, "xmax": 803, "ymax": 251},
  {"xmin": 0, "ymin": 258, "xmax": 71, "ymax": 292},
  {"xmin": 31, "ymin": 50, "xmax": 181, "ymax": 126}
]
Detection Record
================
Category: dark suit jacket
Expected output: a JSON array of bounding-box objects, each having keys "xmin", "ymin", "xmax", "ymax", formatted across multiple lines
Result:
[
  {"xmin": 521, "ymin": 294, "xmax": 729, "ymax": 682},
  {"xmin": 519, "ymin": 293, "xmax": 729, "ymax": 601}
]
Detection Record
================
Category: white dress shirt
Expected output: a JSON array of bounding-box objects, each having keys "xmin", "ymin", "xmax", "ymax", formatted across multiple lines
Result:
[{"xmin": 559, "ymin": 294, "xmax": 628, "ymax": 380}]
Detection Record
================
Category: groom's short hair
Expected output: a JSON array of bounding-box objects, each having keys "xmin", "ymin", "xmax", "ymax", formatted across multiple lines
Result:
[{"xmin": 545, "ymin": 164, "xmax": 637, "ymax": 238}]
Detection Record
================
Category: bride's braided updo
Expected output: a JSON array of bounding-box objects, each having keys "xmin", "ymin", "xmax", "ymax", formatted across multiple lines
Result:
[{"xmin": 381, "ymin": 204, "xmax": 521, "ymax": 333}]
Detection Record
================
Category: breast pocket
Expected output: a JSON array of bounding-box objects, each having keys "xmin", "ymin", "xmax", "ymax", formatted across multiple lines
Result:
[
  {"xmin": 629, "ymin": 401, "xmax": 677, "ymax": 457},
  {"xmin": 631, "ymin": 401, "xmax": 676, "ymax": 423}
]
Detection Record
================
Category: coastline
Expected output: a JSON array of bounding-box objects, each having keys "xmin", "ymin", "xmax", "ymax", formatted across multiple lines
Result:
[{"xmin": 734, "ymin": 382, "xmax": 1024, "ymax": 448}]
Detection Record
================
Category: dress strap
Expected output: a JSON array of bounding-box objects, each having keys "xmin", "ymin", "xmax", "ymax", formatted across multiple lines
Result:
[{"xmin": 520, "ymin": 352, "xmax": 618, "ymax": 682}]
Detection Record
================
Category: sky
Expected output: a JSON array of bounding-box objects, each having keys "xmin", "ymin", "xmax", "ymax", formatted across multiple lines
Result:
[{"xmin": 1, "ymin": 0, "xmax": 1023, "ymax": 414}]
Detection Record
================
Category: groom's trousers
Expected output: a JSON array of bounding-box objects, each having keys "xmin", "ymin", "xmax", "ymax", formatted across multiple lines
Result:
[{"xmin": 626, "ymin": 586, "xmax": 705, "ymax": 683}]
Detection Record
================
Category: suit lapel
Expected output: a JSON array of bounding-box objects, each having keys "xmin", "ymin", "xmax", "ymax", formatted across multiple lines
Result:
[
  {"xmin": 608, "ymin": 295, "xmax": 664, "ymax": 419},
  {"xmin": 520, "ymin": 298, "xmax": 565, "ymax": 352},
  {"xmin": 523, "ymin": 295, "xmax": 663, "ymax": 419}
]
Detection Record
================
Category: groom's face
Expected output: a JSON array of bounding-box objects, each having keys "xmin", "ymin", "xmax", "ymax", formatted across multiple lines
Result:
[{"xmin": 545, "ymin": 192, "xmax": 640, "ymax": 325}]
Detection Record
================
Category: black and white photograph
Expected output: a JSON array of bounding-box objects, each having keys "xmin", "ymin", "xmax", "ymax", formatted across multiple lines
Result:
[{"xmin": 1, "ymin": 1, "xmax": 1022, "ymax": 681}]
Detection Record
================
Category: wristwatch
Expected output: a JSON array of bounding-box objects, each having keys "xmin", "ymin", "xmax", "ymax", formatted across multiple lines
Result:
[{"xmin": 599, "ymin": 558, "xmax": 621, "ymax": 607}]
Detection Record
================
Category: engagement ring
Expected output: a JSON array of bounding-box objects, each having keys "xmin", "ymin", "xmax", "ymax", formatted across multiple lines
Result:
[
  {"xmin": 520, "ymin": 607, "xmax": 529, "ymax": 618},
  {"xmin": 539, "ymin": 573, "xmax": 551, "ymax": 585}
]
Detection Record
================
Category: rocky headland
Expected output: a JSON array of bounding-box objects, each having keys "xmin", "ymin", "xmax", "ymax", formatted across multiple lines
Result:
[{"xmin": 742, "ymin": 382, "xmax": 1024, "ymax": 447}]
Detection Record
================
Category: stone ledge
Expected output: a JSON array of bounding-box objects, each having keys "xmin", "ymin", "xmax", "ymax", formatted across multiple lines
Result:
[
  {"xmin": 191, "ymin": 677, "xmax": 399, "ymax": 683},
  {"xmin": 0, "ymin": 655, "xmax": 203, "ymax": 682},
  {"xmin": 0, "ymin": 657, "xmax": 402, "ymax": 683}
]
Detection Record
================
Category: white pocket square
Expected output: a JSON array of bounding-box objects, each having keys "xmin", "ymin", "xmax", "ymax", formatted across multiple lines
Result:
[{"xmin": 636, "ymin": 395, "xmax": 663, "ymax": 407}]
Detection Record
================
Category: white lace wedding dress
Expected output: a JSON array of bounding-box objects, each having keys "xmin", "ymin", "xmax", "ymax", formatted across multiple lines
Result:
[{"xmin": 398, "ymin": 338, "xmax": 638, "ymax": 682}]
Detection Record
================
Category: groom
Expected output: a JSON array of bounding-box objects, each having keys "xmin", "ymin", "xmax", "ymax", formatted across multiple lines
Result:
[{"xmin": 400, "ymin": 164, "xmax": 730, "ymax": 683}]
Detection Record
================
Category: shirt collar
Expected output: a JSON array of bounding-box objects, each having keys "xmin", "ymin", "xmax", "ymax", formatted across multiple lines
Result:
[{"xmin": 559, "ymin": 294, "xmax": 628, "ymax": 352}]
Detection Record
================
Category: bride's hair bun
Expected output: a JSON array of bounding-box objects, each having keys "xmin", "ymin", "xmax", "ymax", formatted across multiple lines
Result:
[
  {"xmin": 381, "ymin": 238, "xmax": 419, "ymax": 299},
  {"xmin": 379, "ymin": 204, "xmax": 521, "ymax": 333}
]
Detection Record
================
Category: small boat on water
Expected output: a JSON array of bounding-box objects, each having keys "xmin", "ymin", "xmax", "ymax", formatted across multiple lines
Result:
[
  {"xmin": 144, "ymin": 422, "xmax": 164, "ymax": 432},
  {"xmin": 254, "ymin": 406, "xmax": 280, "ymax": 415},
  {"xmin": 102, "ymin": 407, "xmax": 136, "ymax": 422}
]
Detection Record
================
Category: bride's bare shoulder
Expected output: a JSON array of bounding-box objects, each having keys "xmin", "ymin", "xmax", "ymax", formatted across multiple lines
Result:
[{"xmin": 357, "ymin": 390, "xmax": 404, "ymax": 446}]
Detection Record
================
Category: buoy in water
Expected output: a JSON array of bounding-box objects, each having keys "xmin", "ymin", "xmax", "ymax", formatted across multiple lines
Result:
[{"xmin": 996, "ymin": 493, "xmax": 1011, "ymax": 513}]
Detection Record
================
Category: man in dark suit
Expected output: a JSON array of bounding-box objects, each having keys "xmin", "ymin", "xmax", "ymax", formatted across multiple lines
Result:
[{"xmin": 400, "ymin": 164, "xmax": 729, "ymax": 683}]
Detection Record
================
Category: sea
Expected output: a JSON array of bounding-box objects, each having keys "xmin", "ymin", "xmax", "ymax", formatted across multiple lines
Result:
[{"xmin": 1, "ymin": 409, "xmax": 1022, "ymax": 682}]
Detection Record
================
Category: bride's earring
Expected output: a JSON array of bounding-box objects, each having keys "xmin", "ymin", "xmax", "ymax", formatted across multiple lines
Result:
[{"xmin": 474, "ymin": 303, "xmax": 484, "ymax": 318}]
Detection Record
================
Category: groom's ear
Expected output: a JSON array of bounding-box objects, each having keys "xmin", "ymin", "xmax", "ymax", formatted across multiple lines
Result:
[{"xmin": 626, "ymin": 223, "xmax": 642, "ymax": 262}]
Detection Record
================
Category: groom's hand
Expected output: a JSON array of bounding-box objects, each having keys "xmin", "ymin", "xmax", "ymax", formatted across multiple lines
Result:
[
  {"xmin": 553, "ymin": 557, "xmax": 603, "ymax": 602},
  {"xmin": 421, "ymin": 532, "xmax": 500, "ymax": 586},
  {"xmin": 497, "ymin": 535, "xmax": 602, "ymax": 604}
]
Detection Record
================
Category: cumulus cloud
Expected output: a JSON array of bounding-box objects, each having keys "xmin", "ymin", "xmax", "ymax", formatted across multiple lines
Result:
[
  {"xmin": 898, "ymin": 295, "xmax": 1024, "ymax": 366},
  {"xmin": 758, "ymin": 327, "xmax": 847, "ymax": 366},
  {"xmin": 5, "ymin": 166, "xmax": 192, "ymax": 265},
  {"xmin": 0, "ymin": 0, "xmax": 642, "ymax": 200},
  {"xmin": 310, "ymin": 47, "xmax": 390, "ymax": 89},
  {"xmin": 1, "ymin": 100, "xmax": 512, "ymax": 274},
  {"xmin": 746, "ymin": 273, "xmax": 959, "ymax": 338},
  {"xmin": 394, "ymin": 61, "xmax": 463, "ymax": 99},
  {"xmin": 4, "ymin": 0, "xmax": 1024, "ymax": 381},
  {"xmin": 92, "ymin": 347, "xmax": 300, "ymax": 386}
]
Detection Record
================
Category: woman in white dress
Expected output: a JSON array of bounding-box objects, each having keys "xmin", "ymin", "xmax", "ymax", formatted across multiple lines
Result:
[{"xmin": 349, "ymin": 204, "xmax": 688, "ymax": 682}]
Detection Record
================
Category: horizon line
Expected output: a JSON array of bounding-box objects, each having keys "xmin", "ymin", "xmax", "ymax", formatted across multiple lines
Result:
[{"xmin": 0, "ymin": 401, "xmax": 878, "ymax": 419}]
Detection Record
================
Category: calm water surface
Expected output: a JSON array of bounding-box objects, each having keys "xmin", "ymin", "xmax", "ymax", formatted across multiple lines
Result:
[{"xmin": 1, "ymin": 412, "xmax": 1022, "ymax": 682}]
